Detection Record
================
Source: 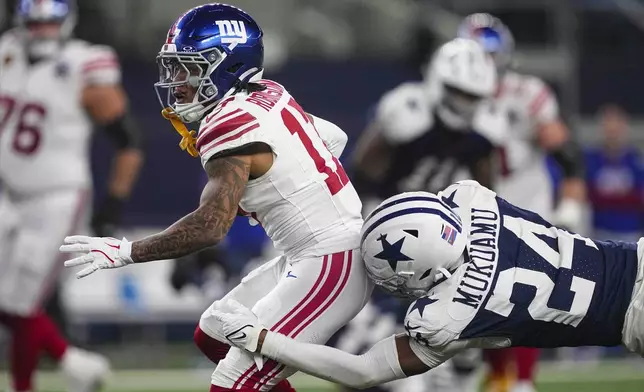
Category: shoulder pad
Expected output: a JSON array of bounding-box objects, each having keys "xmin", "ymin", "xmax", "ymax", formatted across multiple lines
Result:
[
  {"xmin": 437, "ymin": 181, "xmax": 497, "ymax": 231},
  {"xmin": 405, "ymin": 293, "xmax": 456, "ymax": 348},
  {"xmin": 73, "ymin": 43, "xmax": 120, "ymax": 85},
  {"xmin": 438, "ymin": 180, "xmax": 495, "ymax": 201},
  {"xmin": 375, "ymin": 82, "xmax": 433, "ymax": 144},
  {"xmin": 473, "ymin": 101, "xmax": 509, "ymax": 146},
  {"xmin": 0, "ymin": 29, "xmax": 21, "ymax": 54},
  {"xmin": 196, "ymin": 98, "xmax": 268, "ymax": 165},
  {"xmin": 508, "ymin": 72, "xmax": 559, "ymax": 122}
]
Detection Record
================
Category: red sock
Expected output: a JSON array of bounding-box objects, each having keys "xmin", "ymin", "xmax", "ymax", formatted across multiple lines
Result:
[
  {"xmin": 209, "ymin": 379, "xmax": 296, "ymax": 392},
  {"xmin": 194, "ymin": 325, "xmax": 231, "ymax": 364},
  {"xmin": 270, "ymin": 379, "xmax": 296, "ymax": 392},
  {"xmin": 0, "ymin": 311, "xmax": 68, "ymax": 391},
  {"xmin": 485, "ymin": 348, "xmax": 512, "ymax": 378},
  {"xmin": 514, "ymin": 347, "xmax": 539, "ymax": 381}
]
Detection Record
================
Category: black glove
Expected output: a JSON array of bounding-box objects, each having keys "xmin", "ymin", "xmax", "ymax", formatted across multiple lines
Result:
[{"xmin": 91, "ymin": 195, "xmax": 125, "ymax": 237}]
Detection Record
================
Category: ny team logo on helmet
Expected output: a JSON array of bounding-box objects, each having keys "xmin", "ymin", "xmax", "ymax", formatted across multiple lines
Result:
[
  {"xmin": 457, "ymin": 13, "xmax": 515, "ymax": 71},
  {"xmin": 215, "ymin": 20, "xmax": 248, "ymax": 44},
  {"xmin": 155, "ymin": 3, "xmax": 264, "ymax": 124},
  {"xmin": 360, "ymin": 192, "xmax": 467, "ymax": 298}
]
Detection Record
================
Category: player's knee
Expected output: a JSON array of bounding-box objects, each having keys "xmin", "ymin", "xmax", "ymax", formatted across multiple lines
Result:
[{"xmin": 194, "ymin": 325, "xmax": 230, "ymax": 364}]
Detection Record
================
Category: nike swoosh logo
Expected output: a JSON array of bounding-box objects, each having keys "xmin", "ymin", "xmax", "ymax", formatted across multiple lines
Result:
[
  {"xmin": 91, "ymin": 250, "xmax": 116, "ymax": 264},
  {"xmin": 286, "ymin": 271, "xmax": 297, "ymax": 278},
  {"xmin": 225, "ymin": 324, "xmax": 254, "ymax": 342}
]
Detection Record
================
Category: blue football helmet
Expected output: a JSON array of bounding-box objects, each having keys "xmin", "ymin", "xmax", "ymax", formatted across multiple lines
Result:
[
  {"xmin": 457, "ymin": 13, "xmax": 514, "ymax": 72},
  {"xmin": 155, "ymin": 3, "xmax": 264, "ymax": 124},
  {"xmin": 15, "ymin": 0, "xmax": 77, "ymax": 60}
]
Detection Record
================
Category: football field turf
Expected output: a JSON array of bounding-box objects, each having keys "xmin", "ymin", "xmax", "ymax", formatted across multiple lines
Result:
[{"xmin": 9, "ymin": 360, "xmax": 644, "ymax": 391}]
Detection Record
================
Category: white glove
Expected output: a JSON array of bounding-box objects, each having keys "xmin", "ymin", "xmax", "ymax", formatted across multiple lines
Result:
[
  {"xmin": 212, "ymin": 299, "xmax": 267, "ymax": 370},
  {"xmin": 553, "ymin": 198, "xmax": 585, "ymax": 234},
  {"xmin": 200, "ymin": 299, "xmax": 247, "ymax": 344},
  {"xmin": 60, "ymin": 235, "xmax": 133, "ymax": 278},
  {"xmin": 213, "ymin": 299, "xmax": 265, "ymax": 353}
]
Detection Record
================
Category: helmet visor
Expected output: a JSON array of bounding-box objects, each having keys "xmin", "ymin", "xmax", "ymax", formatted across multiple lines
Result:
[
  {"xmin": 154, "ymin": 48, "xmax": 223, "ymax": 118},
  {"xmin": 441, "ymin": 84, "xmax": 485, "ymax": 124},
  {"xmin": 366, "ymin": 268, "xmax": 426, "ymax": 299}
]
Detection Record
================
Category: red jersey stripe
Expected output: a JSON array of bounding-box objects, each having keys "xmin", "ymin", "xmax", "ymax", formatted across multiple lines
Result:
[
  {"xmin": 198, "ymin": 123, "xmax": 260, "ymax": 156},
  {"xmin": 82, "ymin": 60, "xmax": 119, "ymax": 74},
  {"xmin": 243, "ymin": 251, "xmax": 351, "ymax": 390},
  {"xmin": 200, "ymin": 108, "xmax": 244, "ymax": 137},
  {"xmin": 528, "ymin": 86, "xmax": 551, "ymax": 117},
  {"xmin": 196, "ymin": 113, "xmax": 257, "ymax": 150}
]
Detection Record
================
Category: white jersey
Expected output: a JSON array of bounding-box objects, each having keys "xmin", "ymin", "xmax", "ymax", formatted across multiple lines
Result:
[
  {"xmin": 0, "ymin": 29, "xmax": 120, "ymax": 195},
  {"xmin": 493, "ymin": 71, "xmax": 560, "ymax": 218},
  {"xmin": 196, "ymin": 79, "xmax": 363, "ymax": 260}
]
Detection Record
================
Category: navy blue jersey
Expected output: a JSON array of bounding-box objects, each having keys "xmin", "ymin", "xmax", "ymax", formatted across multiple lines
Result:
[
  {"xmin": 378, "ymin": 113, "xmax": 494, "ymax": 199},
  {"xmin": 461, "ymin": 197, "xmax": 638, "ymax": 347},
  {"xmin": 367, "ymin": 82, "xmax": 497, "ymax": 200},
  {"xmin": 405, "ymin": 181, "xmax": 640, "ymax": 350}
]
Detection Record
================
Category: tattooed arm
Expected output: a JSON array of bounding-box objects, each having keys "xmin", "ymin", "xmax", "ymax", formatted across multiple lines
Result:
[
  {"xmin": 129, "ymin": 152, "xmax": 251, "ymax": 263},
  {"xmin": 60, "ymin": 143, "xmax": 274, "ymax": 278}
]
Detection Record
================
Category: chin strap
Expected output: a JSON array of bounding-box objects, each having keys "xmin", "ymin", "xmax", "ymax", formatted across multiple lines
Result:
[{"xmin": 161, "ymin": 108, "xmax": 199, "ymax": 158}]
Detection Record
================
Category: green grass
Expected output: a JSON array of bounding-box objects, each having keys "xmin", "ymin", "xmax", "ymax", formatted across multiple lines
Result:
[
  {"xmin": 536, "ymin": 380, "xmax": 644, "ymax": 392},
  {"xmin": 8, "ymin": 360, "xmax": 644, "ymax": 391},
  {"xmin": 123, "ymin": 380, "xmax": 644, "ymax": 392}
]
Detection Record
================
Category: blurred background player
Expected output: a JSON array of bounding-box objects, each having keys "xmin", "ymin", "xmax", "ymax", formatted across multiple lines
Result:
[
  {"xmin": 0, "ymin": 0, "xmax": 144, "ymax": 390},
  {"xmin": 586, "ymin": 104, "xmax": 644, "ymax": 242},
  {"xmin": 458, "ymin": 13, "xmax": 588, "ymax": 392},
  {"xmin": 352, "ymin": 38, "xmax": 503, "ymax": 211},
  {"xmin": 559, "ymin": 103, "xmax": 644, "ymax": 365},
  {"xmin": 337, "ymin": 37, "xmax": 505, "ymax": 392}
]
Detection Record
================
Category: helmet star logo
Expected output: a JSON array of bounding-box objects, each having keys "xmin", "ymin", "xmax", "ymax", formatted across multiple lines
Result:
[
  {"xmin": 375, "ymin": 234, "xmax": 412, "ymax": 271},
  {"xmin": 441, "ymin": 190, "xmax": 459, "ymax": 209},
  {"xmin": 408, "ymin": 296, "xmax": 439, "ymax": 318}
]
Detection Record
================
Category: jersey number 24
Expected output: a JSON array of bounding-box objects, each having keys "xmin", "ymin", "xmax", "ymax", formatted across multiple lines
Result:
[{"xmin": 485, "ymin": 216, "xmax": 597, "ymax": 327}]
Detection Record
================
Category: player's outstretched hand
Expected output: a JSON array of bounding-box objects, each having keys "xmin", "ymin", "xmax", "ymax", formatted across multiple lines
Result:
[
  {"xmin": 60, "ymin": 236, "xmax": 133, "ymax": 279},
  {"xmin": 213, "ymin": 299, "xmax": 265, "ymax": 353},
  {"xmin": 553, "ymin": 198, "xmax": 585, "ymax": 234}
]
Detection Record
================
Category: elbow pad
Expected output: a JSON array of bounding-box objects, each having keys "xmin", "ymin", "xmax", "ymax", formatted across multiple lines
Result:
[
  {"xmin": 550, "ymin": 141, "xmax": 585, "ymax": 179},
  {"xmin": 103, "ymin": 111, "xmax": 143, "ymax": 149}
]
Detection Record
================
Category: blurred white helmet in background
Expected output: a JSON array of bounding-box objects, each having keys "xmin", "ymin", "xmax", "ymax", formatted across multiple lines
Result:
[{"xmin": 424, "ymin": 38, "xmax": 497, "ymax": 129}]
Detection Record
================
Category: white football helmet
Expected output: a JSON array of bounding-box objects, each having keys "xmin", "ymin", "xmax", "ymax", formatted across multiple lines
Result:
[
  {"xmin": 424, "ymin": 38, "xmax": 497, "ymax": 129},
  {"xmin": 360, "ymin": 192, "xmax": 467, "ymax": 299}
]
